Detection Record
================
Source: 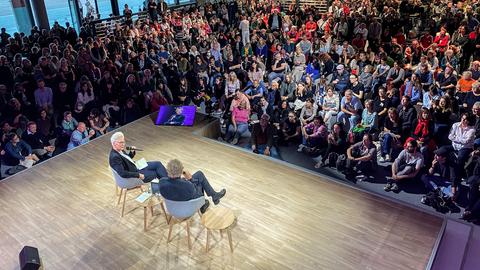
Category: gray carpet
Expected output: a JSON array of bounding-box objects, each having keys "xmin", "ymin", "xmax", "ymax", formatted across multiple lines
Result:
[{"xmin": 277, "ymin": 144, "xmax": 467, "ymax": 219}]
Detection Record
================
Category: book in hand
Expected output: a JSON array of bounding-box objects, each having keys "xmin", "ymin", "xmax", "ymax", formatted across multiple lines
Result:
[
  {"xmin": 135, "ymin": 158, "xmax": 148, "ymax": 170},
  {"xmin": 135, "ymin": 192, "xmax": 152, "ymax": 203}
]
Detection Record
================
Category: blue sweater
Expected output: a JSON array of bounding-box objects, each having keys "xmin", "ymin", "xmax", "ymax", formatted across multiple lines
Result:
[{"xmin": 4, "ymin": 140, "xmax": 32, "ymax": 166}]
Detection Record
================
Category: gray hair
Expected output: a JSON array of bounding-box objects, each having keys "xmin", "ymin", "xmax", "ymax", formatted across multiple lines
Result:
[
  {"xmin": 167, "ymin": 159, "xmax": 184, "ymax": 178},
  {"xmin": 110, "ymin": 131, "xmax": 124, "ymax": 146},
  {"xmin": 473, "ymin": 101, "xmax": 480, "ymax": 109}
]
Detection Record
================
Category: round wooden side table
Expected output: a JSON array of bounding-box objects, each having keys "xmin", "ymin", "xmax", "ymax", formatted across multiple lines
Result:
[{"xmin": 200, "ymin": 206, "xmax": 236, "ymax": 252}]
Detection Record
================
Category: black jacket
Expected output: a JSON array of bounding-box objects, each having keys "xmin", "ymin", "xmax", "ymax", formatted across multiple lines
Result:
[
  {"xmin": 158, "ymin": 177, "xmax": 199, "ymax": 201},
  {"xmin": 22, "ymin": 131, "xmax": 50, "ymax": 150},
  {"xmin": 109, "ymin": 149, "xmax": 139, "ymax": 179},
  {"xmin": 251, "ymin": 123, "xmax": 275, "ymax": 148}
]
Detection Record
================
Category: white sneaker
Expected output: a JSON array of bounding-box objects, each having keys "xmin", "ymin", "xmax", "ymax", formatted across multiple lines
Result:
[
  {"xmin": 355, "ymin": 175, "xmax": 367, "ymax": 181},
  {"xmin": 378, "ymin": 156, "xmax": 385, "ymax": 163},
  {"xmin": 385, "ymin": 154, "xmax": 391, "ymax": 162},
  {"xmin": 297, "ymin": 144, "xmax": 305, "ymax": 152}
]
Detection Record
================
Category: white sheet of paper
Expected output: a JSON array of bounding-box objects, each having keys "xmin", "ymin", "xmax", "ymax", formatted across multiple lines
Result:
[
  {"xmin": 151, "ymin": 178, "xmax": 160, "ymax": 183},
  {"xmin": 135, "ymin": 158, "xmax": 148, "ymax": 170},
  {"xmin": 135, "ymin": 192, "xmax": 152, "ymax": 203}
]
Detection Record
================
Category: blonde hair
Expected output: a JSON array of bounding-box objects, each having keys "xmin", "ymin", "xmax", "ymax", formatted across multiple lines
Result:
[{"xmin": 167, "ymin": 159, "xmax": 184, "ymax": 178}]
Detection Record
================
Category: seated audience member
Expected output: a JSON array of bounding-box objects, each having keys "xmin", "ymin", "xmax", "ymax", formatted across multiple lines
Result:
[
  {"xmin": 273, "ymin": 100, "xmax": 290, "ymax": 125},
  {"xmin": 299, "ymin": 98, "xmax": 318, "ymax": 126},
  {"xmin": 22, "ymin": 122, "xmax": 55, "ymax": 159},
  {"xmin": 230, "ymin": 88, "xmax": 251, "ymax": 112},
  {"xmin": 291, "ymin": 82, "xmax": 312, "ymax": 113},
  {"xmin": 421, "ymin": 147, "xmax": 458, "ymax": 201},
  {"xmin": 67, "ymin": 122, "xmax": 95, "ymax": 150},
  {"xmin": 422, "ymin": 85, "xmax": 441, "ymax": 110},
  {"xmin": 337, "ymin": 89, "xmax": 363, "ymax": 131},
  {"xmin": 384, "ymin": 139, "xmax": 424, "ymax": 192},
  {"xmin": 224, "ymin": 101, "xmax": 250, "ymax": 145},
  {"xmin": 463, "ymin": 82, "xmax": 480, "ymax": 111},
  {"xmin": 157, "ymin": 159, "xmax": 226, "ymax": 213},
  {"xmin": 279, "ymin": 111, "xmax": 301, "ymax": 146},
  {"xmin": 473, "ymin": 102, "xmax": 480, "ymax": 148},
  {"xmin": 34, "ymin": 78, "xmax": 54, "ymax": 113},
  {"xmin": 435, "ymin": 65, "xmax": 457, "ymax": 94},
  {"xmin": 254, "ymin": 96, "xmax": 274, "ymax": 120},
  {"xmin": 88, "ymin": 108, "xmax": 110, "ymax": 137},
  {"xmin": 447, "ymin": 113, "xmax": 476, "ymax": 178},
  {"xmin": 432, "ymin": 96, "xmax": 453, "ymax": 145},
  {"xmin": 410, "ymin": 107, "xmax": 435, "ymax": 163},
  {"xmin": 374, "ymin": 86, "xmax": 392, "ymax": 129},
  {"xmin": 250, "ymin": 114, "xmax": 279, "ymax": 158},
  {"xmin": 0, "ymin": 121, "xmax": 16, "ymax": 144},
  {"xmin": 268, "ymin": 52, "xmax": 287, "ymax": 84},
  {"xmin": 315, "ymin": 122, "xmax": 348, "ymax": 168},
  {"xmin": 62, "ymin": 111, "xmax": 78, "ymax": 135},
  {"xmin": 320, "ymin": 86, "xmax": 340, "ymax": 129},
  {"xmin": 3, "ymin": 133, "xmax": 39, "ymax": 168},
  {"xmin": 298, "ymin": 116, "xmax": 328, "ymax": 154},
  {"xmin": 279, "ymin": 74, "xmax": 296, "ymax": 104},
  {"xmin": 331, "ymin": 64, "xmax": 350, "ymax": 94},
  {"xmin": 345, "ymin": 133, "xmax": 377, "ymax": 180},
  {"xmin": 463, "ymin": 150, "xmax": 480, "ymax": 221},
  {"xmin": 109, "ymin": 131, "xmax": 167, "ymax": 182},
  {"xmin": 360, "ymin": 99, "xmax": 378, "ymax": 134},
  {"xmin": 36, "ymin": 109, "xmax": 53, "ymax": 139},
  {"xmin": 456, "ymin": 71, "xmax": 476, "ymax": 101},
  {"xmin": 398, "ymin": 95, "xmax": 417, "ymax": 139},
  {"xmin": 245, "ymin": 79, "xmax": 265, "ymax": 108}
]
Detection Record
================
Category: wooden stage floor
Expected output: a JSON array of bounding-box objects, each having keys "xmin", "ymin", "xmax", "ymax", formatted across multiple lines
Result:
[{"xmin": 0, "ymin": 114, "xmax": 443, "ymax": 270}]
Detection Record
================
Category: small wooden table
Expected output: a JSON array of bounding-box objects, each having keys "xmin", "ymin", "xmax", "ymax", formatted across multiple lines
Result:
[
  {"xmin": 139, "ymin": 194, "xmax": 167, "ymax": 231},
  {"xmin": 200, "ymin": 206, "xmax": 236, "ymax": 252}
]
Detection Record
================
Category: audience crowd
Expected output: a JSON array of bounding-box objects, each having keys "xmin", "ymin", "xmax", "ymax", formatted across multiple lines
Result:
[{"xmin": 1, "ymin": 0, "xmax": 480, "ymax": 222}]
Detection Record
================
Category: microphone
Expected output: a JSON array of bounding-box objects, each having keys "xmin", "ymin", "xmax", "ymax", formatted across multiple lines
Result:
[{"xmin": 126, "ymin": 146, "xmax": 143, "ymax": 151}]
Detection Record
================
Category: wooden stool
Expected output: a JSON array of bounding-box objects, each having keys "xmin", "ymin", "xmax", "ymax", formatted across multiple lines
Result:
[{"xmin": 200, "ymin": 206, "xmax": 236, "ymax": 252}]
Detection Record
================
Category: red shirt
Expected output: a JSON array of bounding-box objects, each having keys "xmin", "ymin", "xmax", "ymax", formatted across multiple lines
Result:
[
  {"xmin": 306, "ymin": 21, "xmax": 317, "ymax": 33},
  {"xmin": 420, "ymin": 34, "xmax": 433, "ymax": 50}
]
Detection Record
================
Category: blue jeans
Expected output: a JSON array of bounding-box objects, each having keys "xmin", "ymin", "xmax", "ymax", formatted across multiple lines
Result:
[
  {"xmin": 190, "ymin": 171, "xmax": 217, "ymax": 198},
  {"xmin": 421, "ymin": 174, "xmax": 453, "ymax": 197},
  {"xmin": 302, "ymin": 135, "xmax": 323, "ymax": 148},
  {"xmin": 381, "ymin": 133, "xmax": 393, "ymax": 156},
  {"xmin": 225, "ymin": 122, "xmax": 249, "ymax": 141},
  {"xmin": 140, "ymin": 161, "xmax": 167, "ymax": 182},
  {"xmin": 268, "ymin": 72, "xmax": 284, "ymax": 84},
  {"xmin": 475, "ymin": 138, "xmax": 480, "ymax": 149},
  {"xmin": 337, "ymin": 111, "xmax": 359, "ymax": 131},
  {"xmin": 246, "ymin": 144, "xmax": 280, "ymax": 159}
]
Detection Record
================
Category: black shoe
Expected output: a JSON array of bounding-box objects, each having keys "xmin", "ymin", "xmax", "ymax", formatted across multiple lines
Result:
[
  {"xmin": 391, "ymin": 183, "xmax": 400, "ymax": 192},
  {"xmin": 212, "ymin": 189, "xmax": 226, "ymax": 205},
  {"xmin": 200, "ymin": 200, "xmax": 210, "ymax": 214},
  {"xmin": 461, "ymin": 211, "xmax": 473, "ymax": 221},
  {"xmin": 384, "ymin": 183, "xmax": 393, "ymax": 191}
]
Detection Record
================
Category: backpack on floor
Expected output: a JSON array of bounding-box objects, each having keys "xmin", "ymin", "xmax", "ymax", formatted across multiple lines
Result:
[
  {"xmin": 335, "ymin": 154, "xmax": 347, "ymax": 171},
  {"xmin": 421, "ymin": 189, "xmax": 450, "ymax": 213}
]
